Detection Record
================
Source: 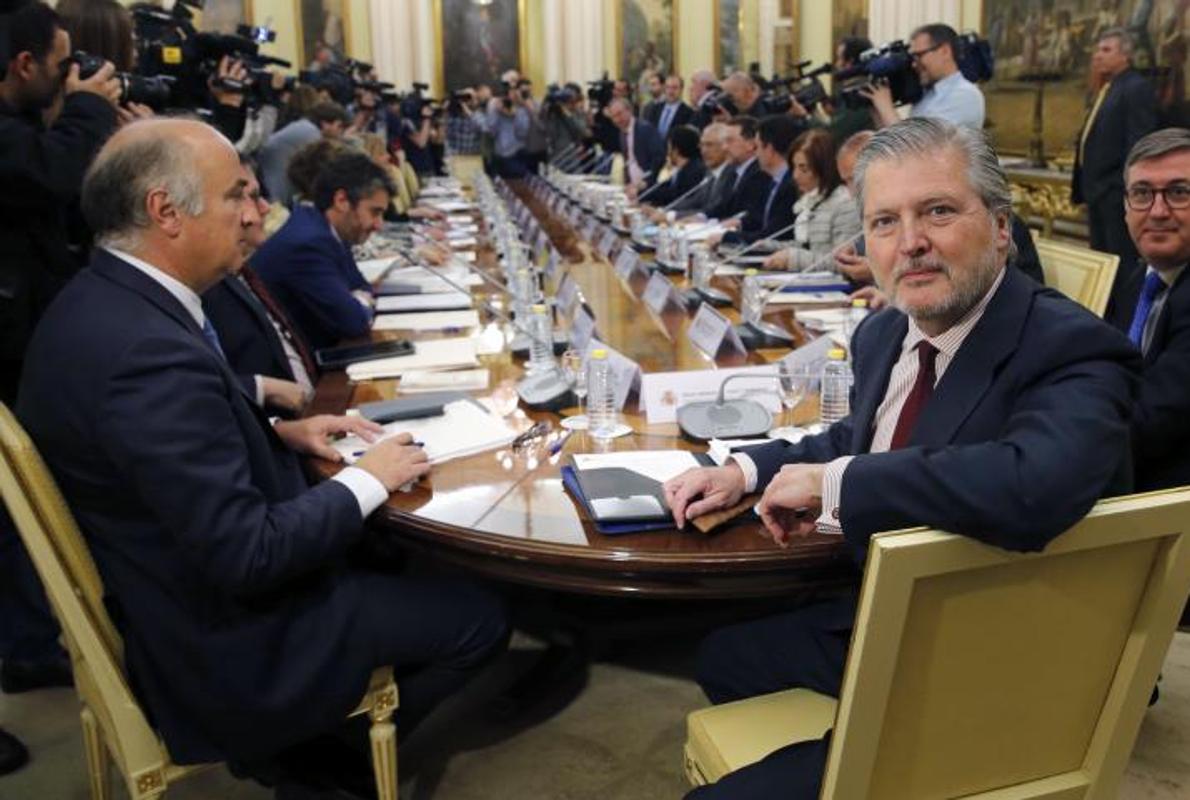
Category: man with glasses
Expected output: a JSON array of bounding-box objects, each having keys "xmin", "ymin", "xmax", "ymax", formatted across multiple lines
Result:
[{"xmin": 865, "ymin": 23, "xmax": 984, "ymax": 131}]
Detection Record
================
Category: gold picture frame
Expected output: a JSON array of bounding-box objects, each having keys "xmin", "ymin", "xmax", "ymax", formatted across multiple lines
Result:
[
  {"xmin": 614, "ymin": 0, "xmax": 676, "ymax": 84},
  {"xmin": 295, "ymin": 0, "xmax": 352, "ymax": 69},
  {"xmin": 432, "ymin": 0, "xmax": 528, "ymax": 97}
]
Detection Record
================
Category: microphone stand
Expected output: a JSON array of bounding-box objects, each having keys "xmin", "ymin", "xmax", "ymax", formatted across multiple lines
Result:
[
  {"xmin": 723, "ymin": 219, "xmax": 799, "ymax": 263},
  {"xmin": 661, "ymin": 174, "xmax": 712, "ymax": 212},
  {"xmin": 675, "ymin": 372, "xmax": 779, "ymax": 440}
]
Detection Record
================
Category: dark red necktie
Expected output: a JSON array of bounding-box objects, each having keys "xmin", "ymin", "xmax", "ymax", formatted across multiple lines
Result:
[
  {"xmin": 239, "ymin": 266, "xmax": 319, "ymax": 380},
  {"xmin": 889, "ymin": 341, "xmax": 938, "ymax": 450}
]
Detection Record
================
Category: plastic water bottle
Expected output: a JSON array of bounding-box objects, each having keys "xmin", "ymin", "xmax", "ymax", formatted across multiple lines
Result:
[
  {"xmin": 512, "ymin": 268, "xmax": 534, "ymax": 319},
  {"xmin": 820, "ymin": 347, "xmax": 852, "ymax": 426},
  {"xmin": 656, "ymin": 224, "xmax": 673, "ymax": 267},
  {"xmin": 741, "ymin": 269, "xmax": 764, "ymax": 325},
  {"xmin": 674, "ymin": 229, "xmax": 690, "ymax": 274},
  {"xmin": 527, "ymin": 304, "xmax": 555, "ymax": 375},
  {"xmin": 844, "ymin": 297, "xmax": 869, "ymax": 347},
  {"xmin": 691, "ymin": 245, "xmax": 713, "ymax": 289},
  {"xmin": 586, "ymin": 349, "xmax": 618, "ymax": 439}
]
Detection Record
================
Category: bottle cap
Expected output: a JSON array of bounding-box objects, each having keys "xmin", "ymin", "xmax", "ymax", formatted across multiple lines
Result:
[
  {"xmin": 828, "ymin": 348, "xmax": 847, "ymax": 360},
  {"xmin": 745, "ymin": 268, "xmax": 758, "ymax": 277},
  {"xmin": 531, "ymin": 303, "xmax": 546, "ymax": 313},
  {"xmin": 851, "ymin": 298, "xmax": 868, "ymax": 308},
  {"xmin": 591, "ymin": 349, "xmax": 608, "ymax": 359}
]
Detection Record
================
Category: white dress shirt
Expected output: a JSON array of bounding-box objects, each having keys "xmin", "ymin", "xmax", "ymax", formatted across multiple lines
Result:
[
  {"xmin": 733, "ymin": 268, "xmax": 1006, "ymax": 535},
  {"xmin": 106, "ymin": 248, "xmax": 389, "ymax": 519}
]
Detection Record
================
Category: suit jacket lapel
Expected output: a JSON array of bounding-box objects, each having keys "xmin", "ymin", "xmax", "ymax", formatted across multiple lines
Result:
[
  {"xmin": 225, "ymin": 276, "xmax": 293, "ymax": 377},
  {"xmin": 910, "ymin": 269, "xmax": 1033, "ymax": 447},
  {"xmin": 852, "ymin": 313, "xmax": 907, "ymax": 453},
  {"xmin": 1147, "ymin": 266, "xmax": 1190, "ymax": 364}
]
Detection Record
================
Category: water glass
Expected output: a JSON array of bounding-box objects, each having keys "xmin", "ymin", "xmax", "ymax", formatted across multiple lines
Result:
[{"xmin": 560, "ymin": 349, "xmax": 589, "ymax": 430}]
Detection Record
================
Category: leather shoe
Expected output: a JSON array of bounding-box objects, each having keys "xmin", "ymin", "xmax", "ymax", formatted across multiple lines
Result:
[
  {"xmin": 0, "ymin": 653, "xmax": 73, "ymax": 694},
  {"xmin": 0, "ymin": 727, "xmax": 30, "ymax": 776}
]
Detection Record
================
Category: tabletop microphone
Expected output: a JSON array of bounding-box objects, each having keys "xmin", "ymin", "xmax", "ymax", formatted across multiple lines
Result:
[
  {"xmin": 660, "ymin": 174, "xmax": 712, "ymax": 211},
  {"xmin": 555, "ymin": 145, "xmax": 591, "ymax": 172},
  {"xmin": 724, "ymin": 219, "xmax": 799, "ymax": 263},
  {"xmin": 582, "ymin": 152, "xmax": 616, "ymax": 175},
  {"xmin": 676, "ymin": 373, "xmax": 778, "ymax": 440},
  {"xmin": 632, "ymin": 170, "xmax": 668, "ymax": 203},
  {"xmin": 550, "ymin": 143, "xmax": 581, "ymax": 166}
]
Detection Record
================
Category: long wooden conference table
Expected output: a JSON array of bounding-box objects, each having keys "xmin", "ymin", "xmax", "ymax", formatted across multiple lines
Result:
[{"xmin": 307, "ymin": 177, "xmax": 855, "ymax": 600}]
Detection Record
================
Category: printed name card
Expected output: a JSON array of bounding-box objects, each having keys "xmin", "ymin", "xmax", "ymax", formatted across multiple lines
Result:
[
  {"xmin": 584, "ymin": 340, "xmax": 642, "ymax": 411},
  {"xmin": 643, "ymin": 273, "xmax": 682, "ymax": 316},
  {"xmin": 570, "ymin": 303, "xmax": 597, "ymax": 353},
  {"xmin": 555, "ymin": 271, "xmax": 580, "ymax": 316},
  {"xmin": 582, "ymin": 216, "xmax": 600, "ymax": 243},
  {"xmin": 613, "ymin": 248, "xmax": 644, "ymax": 282},
  {"xmin": 544, "ymin": 247, "xmax": 562, "ymax": 279},
  {"xmin": 598, "ymin": 227, "xmax": 621, "ymax": 260},
  {"xmin": 534, "ymin": 229, "xmax": 550, "ymax": 260},
  {"xmin": 687, "ymin": 302, "xmax": 746, "ymax": 359},
  {"xmin": 568, "ymin": 205, "xmax": 584, "ymax": 227}
]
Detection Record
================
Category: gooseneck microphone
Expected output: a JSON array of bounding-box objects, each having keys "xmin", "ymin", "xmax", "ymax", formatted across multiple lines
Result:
[{"xmin": 676, "ymin": 373, "xmax": 778, "ymax": 440}]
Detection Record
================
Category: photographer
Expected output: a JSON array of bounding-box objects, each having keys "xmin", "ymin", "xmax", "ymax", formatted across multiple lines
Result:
[
  {"xmin": 482, "ymin": 79, "xmax": 531, "ymax": 178},
  {"xmin": 445, "ymin": 87, "xmax": 484, "ymax": 156},
  {"xmin": 864, "ymin": 23, "xmax": 984, "ymax": 130},
  {"xmin": 543, "ymin": 83, "xmax": 589, "ymax": 159},
  {"xmin": 722, "ymin": 71, "xmax": 769, "ymax": 118},
  {"xmin": 0, "ymin": 0, "xmax": 118, "ymax": 721}
]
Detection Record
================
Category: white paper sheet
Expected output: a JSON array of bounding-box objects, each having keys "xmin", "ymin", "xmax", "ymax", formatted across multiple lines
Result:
[
  {"xmin": 398, "ymin": 368, "xmax": 490, "ymax": 393},
  {"xmin": 376, "ymin": 293, "xmax": 473, "ymax": 312},
  {"xmin": 345, "ymin": 337, "xmax": 479, "ymax": 381},
  {"xmin": 357, "ymin": 257, "xmax": 397, "ymax": 282},
  {"xmin": 334, "ymin": 400, "xmax": 515, "ymax": 464},
  {"xmin": 371, "ymin": 310, "xmax": 481, "ymax": 331},
  {"xmin": 765, "ymin": 291, "xmax": 851, "ymax": 306}
]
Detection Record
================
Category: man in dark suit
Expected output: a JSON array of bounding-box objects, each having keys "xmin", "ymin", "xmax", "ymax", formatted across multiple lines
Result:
[
  {"xmin": 706, "ymin": 115, "xmax": 761, "ymax": 220},
  {"xmin": 17, "ymin": 119, "xmax": 507, "ymax": 795},
  {"xmin": 641, "ymin": 125, "xmax": 706, "ymax": 208},
  {"xmin": 205, "ymin": 161, "xmax": 317, "ymax": 416},
  {"xmin": 715, "ymin": 115, "xmax": 800, "ymax": 247},
  {"xmin": 252, "ymin": 152, "xmax": 390, "ymax": 350},
  {"xmin": 645, "ymin": 74, "xmax": 695, "ymax": 140},
  {"xmin": 1071, "ymin": 28, "xmax": 1158, "ymax": 328},
  {"xmin": 665, "ymin": 118, "xmax": 1140, "ymax": 799},
  {"xmin": 668, "ymin": 122, "xmax": 735, "ymax": 217},
  {"xmin": 606, "ymin": 97, "xmax": 665, "ymax": 196}
]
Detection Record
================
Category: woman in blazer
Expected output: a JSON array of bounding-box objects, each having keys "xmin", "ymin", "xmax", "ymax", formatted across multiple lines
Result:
[{"xmin": 764, "ymin": 128, "xmax": 862, "ymax": 271}]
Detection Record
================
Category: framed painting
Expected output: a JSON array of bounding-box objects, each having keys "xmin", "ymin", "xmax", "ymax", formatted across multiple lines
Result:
[
  {"xmin": 832, "ymin": 0, "xmax": 868, "ymax": 49},
  {"xmin": 983, "ymin": 0, "xmax": 1190, "ymax": 162},
  {"xmin": 299, "ymin": 0, "xmax": 351, "ymax": 68},
  {"xmin": 716, "ymin": 0, "xmax": 743, "ymax": 74},
  {"xmin": 200, "ymin": 0, "xmax": 252, "ymax": 35},
  {"xmin": 618, "ymin": 0, "xmax": 675, "ymax": 89},
  {"xmin": 435, "ymin": 0, "xmax": 525, "ymax": 94}
]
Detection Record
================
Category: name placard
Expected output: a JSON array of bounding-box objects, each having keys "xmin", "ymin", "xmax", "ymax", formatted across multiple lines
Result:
[
  {"xmin": 544, "ymin": 247, "xmax": 561, "ymax": 279},
  {"xmin": 640, "ymin": 364, "xmax": 781, "ymax": 424},
  {"xmin": 571, "ymin": 303, "xmax": 597, "ymax": 353},
  {"xmin": 643, "ymin": 273, "xmax": 682, "ymax": 316},
  {"xmin": 582, "ymin": 216, "xmax": 600, "ymax": 242},
  {"xmin": 598, "ymin": 228, "xmax": 620, "ymax": 260},
  {"xmin": 613, "ymin": 247, "xmax": 644, "ymax": 281},
  {"xmin": 555, "ymin": 271, "xmax": 580, "ymax": 316},
  {"xmin": 687, "ymin": 302, "xmax": 746, "ymax": 358},
  {"xmin": 584, "ymin": 340, "xmax": 641, "ymax": 411}
]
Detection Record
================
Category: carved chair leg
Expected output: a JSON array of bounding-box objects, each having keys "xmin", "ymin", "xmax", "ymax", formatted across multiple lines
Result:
[
  {"xmin": 369, "ymin": 693, "xmax": 398, "ymax": 800},
  {"xmin": 80, "ymin": 705, "xmax": 110, "ymax": 800}
]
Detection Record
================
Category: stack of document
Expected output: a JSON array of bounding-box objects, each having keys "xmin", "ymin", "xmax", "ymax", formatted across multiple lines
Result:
[
  {"xmin": 376, "ymin": 292, "xmax": 473, "ymax": 312},
  {"xmin": 346, "ymin": 337, "xmax": 479, "ymax": 381},
  {"xmin": 334, "ymin": 399, "xmax": 517, "ymax": 465},
  {"xmin": 378, "ymin": 265, "xmax": 482, "ymax": 294},
  {"xmin": 399, "ymin": 368, "xmax": 490, "ymax": 393},
  {"xmin": 372, "ymin": 310, "xmax": 480, "ymax": 332},
  {"xmin": 358, "ymin": 257, "xmax": 398, "ymax": 283}
]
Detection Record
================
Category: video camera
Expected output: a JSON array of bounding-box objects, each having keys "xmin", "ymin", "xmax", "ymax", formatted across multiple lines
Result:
[
  {"xmin": 64, "ymin": 51, "xmax": 175, "ymax": 109},
  {"xmin": 130, "ymin": 0, "xmax": 292, "ymax": 110},
  {"xmin": 302, "ymin": 59, "xmax": 394, "ymax": 107},
  {"xmin": 586, "ymin": 74, "xmax": 615, "ymax": 110},
  {"xmin": 761, "ymin": 60, "xmax": 832, "ymax": 114},
  {"xmin": 834, "ymin": 32, "xmax": 993, "ymax": 109}
]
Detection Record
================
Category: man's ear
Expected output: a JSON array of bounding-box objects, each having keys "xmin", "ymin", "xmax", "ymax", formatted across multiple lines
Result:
[
  {"xmin": 994, "ymin": 210, "xmax": 1013, "ymax": 250},
  {"xmin": 10, "ymin": 52, "xmax": 40, "ymax": 82},
  {"xmin": 145, "ymin": 188, "xmax": 184, "ymax": 238},
  {"xmin": 333, "ymin": 188, "xmax": 351, "ymax": 212}
]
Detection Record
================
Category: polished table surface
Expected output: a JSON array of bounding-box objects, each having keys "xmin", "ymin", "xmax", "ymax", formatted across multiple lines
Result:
[{"xmin": 307, "ymin": 179, "xmax": 855, "ymax": 598}]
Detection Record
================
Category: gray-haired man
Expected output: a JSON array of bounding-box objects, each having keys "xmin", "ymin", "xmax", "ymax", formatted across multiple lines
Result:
[{"xmin": 674, "ymin": 117, "xmax": 1139, "ymax": 798}]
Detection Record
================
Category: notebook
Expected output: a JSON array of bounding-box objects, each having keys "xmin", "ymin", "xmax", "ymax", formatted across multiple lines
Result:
[
  {"xmin": 345, "ymin": 337, "xmax": 479, "ymax": 381},
  {"xmin": 333, "ymin": 399, "xmax": 516, "ymax": 465}
]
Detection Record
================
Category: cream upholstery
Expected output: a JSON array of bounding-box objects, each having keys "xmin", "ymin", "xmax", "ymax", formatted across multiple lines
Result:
[
  {"xmin": 1033, "ymin": 235, "xmax": 1119, "ymax": 317},
  {"xmin": 0, "ymin": 404, "xmax": 400, "ymax": 800},
  {"xmin": 685, "ymin": 490, "xmax": 1190, "ymax": 799}
]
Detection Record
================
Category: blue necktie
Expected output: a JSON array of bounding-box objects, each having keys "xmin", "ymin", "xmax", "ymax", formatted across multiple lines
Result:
[
  {"xmin": 201, "ymin": 318, "xmax": 226, "ymax": 360},
  {"xmin": 659, "ymin": 104, "xmax": 675, "ymax": 137},
  {"xmin": 762, "ymin": 177, "xmax": 781, "ymax": 229},
  {"xmin": 1128, "ymin": 270, "xmax": 1166, "ymax": 348}
]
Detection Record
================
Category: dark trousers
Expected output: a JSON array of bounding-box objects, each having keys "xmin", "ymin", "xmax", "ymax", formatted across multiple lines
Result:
[
  {"xmin": 685, "ymin": 594, "xmax": 857, "ymax": 800},
  {"xmin": 0, "ymin": 516, "xmax": 63, "ymax": 664},
  {"xmin": 1088, "ymin": 190, "xmax": 1142, "ymax": 329}
]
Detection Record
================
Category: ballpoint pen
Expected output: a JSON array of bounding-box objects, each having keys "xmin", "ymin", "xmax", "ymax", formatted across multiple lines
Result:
[{"xmin": 547, "ymin": 430, "xmax": 573, "ymax": 456}]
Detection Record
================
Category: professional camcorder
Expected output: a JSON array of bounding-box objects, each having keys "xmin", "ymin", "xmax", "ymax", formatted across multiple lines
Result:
[
  {"xmin": 834, "ymin": 32, "xmax": 993, "ymax": 109},
  {"xmin": 64, "ymin": 51, "xmax": 175, "ymax": 109},
  {"xmin": 759, "ymin": 60, "xmax": 832, "ymax": 114},
  {"xmin": 586, "ymin": 74, "xmax": 615, "ymax": 109}
]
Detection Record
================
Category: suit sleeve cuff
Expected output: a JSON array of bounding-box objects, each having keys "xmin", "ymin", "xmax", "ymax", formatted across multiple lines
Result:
[
  {"xmin": 254, "ymin": 375, "xmax": 265, "ymax": 407},
  {"xmin": 729, "ymin": 452, "xmax": 759, "ymax": 493},
  {"xmin": 814, "ymin": 456, "xmax": 854, "ymax": 535},
  {"xmin": 331, "ymin": 466, "xmax": 390, "ymax": 519}
]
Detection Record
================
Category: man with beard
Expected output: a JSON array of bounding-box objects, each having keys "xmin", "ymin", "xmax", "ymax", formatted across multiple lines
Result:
[{"xmin": 665, "ymin": 118, "xmax": 1140, "ymax": 799}]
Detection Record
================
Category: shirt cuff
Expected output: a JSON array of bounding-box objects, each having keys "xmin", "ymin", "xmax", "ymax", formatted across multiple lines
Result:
[
  {"xmin": 331, "ymin": 466, "xmax": 390, "ymax": 519},
  {"xmin": 814, "ymin": 456, "xmax": 855, "ymax": 535},
  {"xmin": 254, "ymin": 375, "xmax": 264, "ymax": 407},
  {"xmin": 729, "ymin": 452, "xmax": 759, "ymax": 494}
]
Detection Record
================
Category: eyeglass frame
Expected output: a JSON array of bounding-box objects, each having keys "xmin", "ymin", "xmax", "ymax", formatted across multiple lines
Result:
[
  {"xmin": 1124, "ymin": 182, "xmax": 1190, "ymax": 211},
  {"xmin": 909, "ymin": 41, "xmax": 944, "ymax": 61}
]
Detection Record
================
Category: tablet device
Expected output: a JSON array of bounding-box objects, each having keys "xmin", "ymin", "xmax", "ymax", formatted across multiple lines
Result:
[{"xmin": 314, "ymin": 339, "xmax": 415, "ymax": 370}]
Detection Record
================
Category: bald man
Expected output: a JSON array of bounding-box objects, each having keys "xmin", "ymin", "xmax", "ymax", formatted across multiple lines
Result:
[{"xmin": 17, "ymin": 119, "xmax": 507, "ymax": 793}]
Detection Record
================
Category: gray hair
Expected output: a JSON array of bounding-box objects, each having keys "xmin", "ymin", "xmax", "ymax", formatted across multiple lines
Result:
[
  {"xmin": 702, "ymin": 122, "xmax": 729, "ymax": 144},
  {"xmin": 1125, "ymin": 127, "xmax": 1190, "ymax": 176},
  {"xmin": 837, "ymin": 129, "xmax": 874, "ymax": 161},
  {"xmin": 853, "ymin": 117, "xmax": 1012, "ymax": 217},
  {"xmin": 1098, "ymin": 27, "xmax": 1135, "ymax": 56},
  {"xmin": 82, "ymin": 131, "xmax": 204, "ymax": 252}
]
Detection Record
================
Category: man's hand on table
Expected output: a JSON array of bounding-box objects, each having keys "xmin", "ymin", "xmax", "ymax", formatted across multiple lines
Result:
[
  {"xmin": 664, "ymin": 463, "xmax": 747, "ymax": 528},
  {"xmin": 356, "ymin": 433, "xmax": 432, "ymax": 491},
  {"xmin": 274, "ymin": 414, "xmax": 384, "ymax": 461},
  {"xmin": 756, "ymin": 464, "xmax": 824, "ymax": 546}
]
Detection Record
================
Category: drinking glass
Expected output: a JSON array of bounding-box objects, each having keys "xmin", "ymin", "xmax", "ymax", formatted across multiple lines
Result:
[
  {"xmin": 777, "ymin": 360, "xmax": 815, "ymax": 420},
  {"xmin": 560, "ymin": 349, "xmax": 589, "ymax": 430}
]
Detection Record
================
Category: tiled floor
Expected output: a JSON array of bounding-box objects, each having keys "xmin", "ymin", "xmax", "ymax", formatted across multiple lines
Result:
[{"xmin": 2, "ymin": 632, "xmax": 1187, "ymax": 799}]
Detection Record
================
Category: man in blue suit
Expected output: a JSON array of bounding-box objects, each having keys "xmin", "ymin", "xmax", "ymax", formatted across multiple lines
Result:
[
  {"xmin": 606, "ymin": 97, "xmax": 665, "ymax": 196},
  {"xmin": 252, "ymin": 152, "xmax": 391, "ymax": 350},
  {"xmin": 17, "ymin": 119, "xmax": 507, "ymax": 796},
  {"xmin": 665, "ymin": 118, "xmax": 1140, "ymax": 799},
  {"xmin": 713, "ymin": 115, "xmax": 799, "ymax": 247}
]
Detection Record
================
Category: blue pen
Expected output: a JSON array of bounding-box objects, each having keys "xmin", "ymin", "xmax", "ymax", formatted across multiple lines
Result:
[
  {"xmin": 353, "ymin": 442, "xmax": 423, "ymax": 458},
  {"xmin": 547, "ymin": 430, "xmax": 573, "ymax": 456}
]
